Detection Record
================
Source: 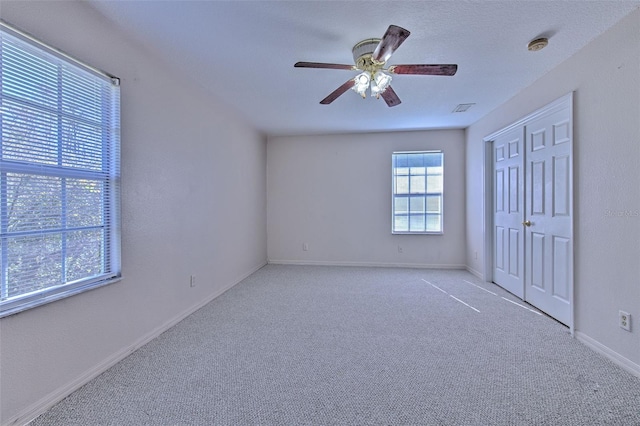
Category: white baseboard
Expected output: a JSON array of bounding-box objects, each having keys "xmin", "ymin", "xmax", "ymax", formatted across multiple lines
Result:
[
  {"xmin": 5, "ymin": 261, "xmax": 266, "ymax": 426},
  {"xmin": 575, "ymin": 331, "xmax": 640, "ymax": 379},
  {"xmin": 267, "ymin": 259, "xmax": 467, "ymax": 270},
  {"xmin": 465, "ymin": 265, "xmax": 483, "ymax": 279}
]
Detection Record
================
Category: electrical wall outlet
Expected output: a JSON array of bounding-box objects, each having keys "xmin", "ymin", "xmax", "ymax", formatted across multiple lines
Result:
[
  {"xmin": 619, "ymin": 310, "xmax": 631, "ymax": 331},
  {"xmin": 397, "ymin": 245, "xmax": 403, "ymax": 253},
  {"xmin": 303, "ymin": 243, "xmax": 309, "ymax": 251},
  {"xmin": 190, "ymin": 275, "xmax": 196, "ymax": 288}
]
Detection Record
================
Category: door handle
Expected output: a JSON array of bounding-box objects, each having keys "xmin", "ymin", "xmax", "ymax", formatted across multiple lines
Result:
[{"xmin": 522, "ymin": 220, "xmax": 532, "ymax": 227}]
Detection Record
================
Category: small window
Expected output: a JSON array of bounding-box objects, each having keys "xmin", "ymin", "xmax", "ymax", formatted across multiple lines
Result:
[
  {"xmin": 0, "ymin": 22, "xmax": 121, "ymax": 317},
  {"xmin": 392, "ymin": 151, "xmax": 443, "ymax": 234}
]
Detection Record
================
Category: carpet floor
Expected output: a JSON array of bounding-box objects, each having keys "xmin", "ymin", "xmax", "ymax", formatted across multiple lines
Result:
[{"xmin": 31, "ymin": 265, "xmax": 640, "ymax": 425}]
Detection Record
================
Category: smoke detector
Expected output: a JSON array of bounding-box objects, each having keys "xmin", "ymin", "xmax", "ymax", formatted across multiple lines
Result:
[{"xmin": 527, "ymin": 38, "xmax": 549, "ymax": 52}]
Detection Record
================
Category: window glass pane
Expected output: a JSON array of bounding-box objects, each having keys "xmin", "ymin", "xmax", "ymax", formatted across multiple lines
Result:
[
  {"xmin": 66, "ymin": 179, "xmax": 104, "ymax": 228},
  {"xmin": 426, "ymin": 195, "xmax": 441, "ymax": 213},
  {"xmin": 6, "ymin": 173, "xmax": 62, "ymax": 233},
  {"xmin": 409, "ymin": 176, "xmax": 425, "ymax": 193},
  {"xmin": 426, "ymin": 215, "xmax": 441, "ymax": 232},
  {"xmin": 427, "ymin": 175, "xmax": 443, "ymax": 193},
  {"xmin": 395, "ymin": 176, "xmax": 409, "ymax": 194},
  {"xmin": 62, "ymin": 118, "xmax": 104, "ymax": 171},
  {"xmin": 394, "ymin": 215, "xmax": 408, "ymax": 232},
  {"xmin": 394, "ymin": 167, "xmax": 409, "ymax": 176},
  {"xmin": 1, "ymin": 39, "xmax": 58, "ymax": 109},
  {"xmin": 409, "ymin": 166, "xmax": 425, "ymax": 176},
  {"xmin": 66, "ymin": 229, "xmax": 104, "ymax": 282},
  {"xmin": 409, "ymin": 196, "xmax": 425, "ymax": 213},
  {"xmin": 409, "ymin": 214, "xmax": 425, "ymax": 232},
  {"xmin": 428, "ymin": 166, "xmax": 443, "ymax": 176},
  {"xmin": 61, "ymin": 67, "xmax": 106, "ymax": 124},
  {"xmin": 394, "ymin": 197, "xmax": 408, "ymax": 214},
  {"xmin": 7, "ymin": 234, "xmax": 62, "ymax": 298},
  {"xmin": 1, "ymin": 99, "xmax": 59, "ymax": 165}
]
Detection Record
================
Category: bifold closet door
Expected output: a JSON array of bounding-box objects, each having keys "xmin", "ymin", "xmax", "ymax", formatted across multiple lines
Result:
[
  {"xmin": 491, "ymin": 99, "xmax": 572, "ymax": 326},
  {"xmin": 523, "ymin": 109, "xmax": 572, "ymax": 326},
  {"xmin": 492, "ymin": 127, "xmax": 525, "ymax": 299}
]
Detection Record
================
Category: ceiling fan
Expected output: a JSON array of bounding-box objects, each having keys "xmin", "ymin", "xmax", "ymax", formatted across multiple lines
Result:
[{"xmin": 294, "ymin": 25, "xmax": 457, "ymax": 107}]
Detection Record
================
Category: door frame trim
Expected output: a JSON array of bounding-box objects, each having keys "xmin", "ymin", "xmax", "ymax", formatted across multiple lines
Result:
[{"xmin": 482, "ymin": 92, "xmax": 574, "ymax": 334}]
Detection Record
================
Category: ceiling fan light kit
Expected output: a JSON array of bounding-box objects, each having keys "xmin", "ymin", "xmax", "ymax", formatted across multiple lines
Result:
[
  {"xmin": 371, "ymin": 71, "xmax": 393, "ymax": 99},
  {"xmin": 294, "ymin": 24, "xmax": 458, "ymax": 107},
  {"xmin": 353, "ymin": 72, "xmax": 371, "ymax": 98},
  {"xmin": 350, "ymin": 37, "xmax": 393, "ymax": 99}
]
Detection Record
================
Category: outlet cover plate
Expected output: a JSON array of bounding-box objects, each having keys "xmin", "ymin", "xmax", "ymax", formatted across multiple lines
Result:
[{"xmin": 619, "ymin": 310, "xmax": 631, "ymax": 331}]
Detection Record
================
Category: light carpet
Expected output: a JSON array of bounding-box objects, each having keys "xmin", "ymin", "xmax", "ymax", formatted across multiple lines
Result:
[{"xmin": 31, "ymin": 265, "xmax": 640, "ymax": 425}]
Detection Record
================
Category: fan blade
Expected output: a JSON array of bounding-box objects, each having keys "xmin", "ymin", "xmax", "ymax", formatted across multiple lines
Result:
[
  {"xmin": 390, "ymin": 64, "xmax": 458, "ymax": 76},
  {"xmin": 372, "ymin": 25, "xmax": 411, "ymax": 63},
  {"xmin": 381, "ymin": 86, "xmax": 401, "ymax": 107},
  {"xmin": 295, "ymin": 62, "xmax": 355, "ymax": 70},
  {"xmin": 320, "ymin": 79, "xmax": 356, "ymax": 104}
]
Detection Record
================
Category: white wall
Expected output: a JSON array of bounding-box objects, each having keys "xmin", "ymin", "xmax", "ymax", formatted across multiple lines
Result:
[
  {"xmin": 267, "ymin": 130, "xmax": 466, "ymax": 268},
  {"xmin": 466, "ymin": 8, "xmax": 640, "ymax": 369},
  {"xmin": 0, "ymin": 2, "xmax": 267, "ymax": 424}
]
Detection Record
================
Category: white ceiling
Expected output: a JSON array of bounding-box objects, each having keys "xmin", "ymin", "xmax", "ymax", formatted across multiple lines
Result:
[{"xmin": 87, "ymin": 1, "xmax": 639, "ymax": 136}]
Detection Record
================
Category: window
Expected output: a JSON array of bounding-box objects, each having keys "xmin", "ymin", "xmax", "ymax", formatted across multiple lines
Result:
[
  {"xmin": 392, "ymin": 151, "xmax": 443, "ymax": 234},
  {"xmin": 0, "ymin": 22, "xmax": 121, "ymax": 317}
]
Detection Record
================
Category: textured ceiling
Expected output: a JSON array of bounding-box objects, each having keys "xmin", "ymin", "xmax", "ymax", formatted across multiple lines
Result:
[{"xmin": 87, "ymin": 1, "xmax": 639, "ymax": 136}]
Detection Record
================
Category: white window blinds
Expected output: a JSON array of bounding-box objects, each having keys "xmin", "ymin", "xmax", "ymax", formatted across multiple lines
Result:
[{"xmin": 0, "ymin": 22, "xmax": 121, "ymax": 317}]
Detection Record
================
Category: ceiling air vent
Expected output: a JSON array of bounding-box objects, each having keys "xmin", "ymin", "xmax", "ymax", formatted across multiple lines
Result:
[{"xmin": 453, "ymin": 103, "xmax": 475, "ymax": 113}]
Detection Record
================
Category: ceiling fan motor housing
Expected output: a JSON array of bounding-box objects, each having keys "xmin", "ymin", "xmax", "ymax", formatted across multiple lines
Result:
[{"xmin": 352, "ymin": 38, "xmax": 384, "ymax": 71}]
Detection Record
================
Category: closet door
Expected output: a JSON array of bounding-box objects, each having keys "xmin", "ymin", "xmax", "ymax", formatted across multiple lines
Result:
[
  {"xmin": 492, "ymin": 128, "xmax": 525, "ymax": 298},
  {"xmin": 523, "ymin": 109, "xmax": 572, "ymax": 326},
  {"xmin": 489, "ymin": 94, "xmax": 573, "ymax": 327}
]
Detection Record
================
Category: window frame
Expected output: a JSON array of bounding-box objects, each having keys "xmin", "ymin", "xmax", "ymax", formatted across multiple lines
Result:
[
  {"xmin": 391, "ymin": 150, "xmax": 444, "ymax": 235},
  {"xmin": 0, "ymin": 21, "xmax": 121, "ymax": 317}
]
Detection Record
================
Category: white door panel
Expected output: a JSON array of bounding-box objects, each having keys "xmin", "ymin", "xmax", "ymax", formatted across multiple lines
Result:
[
  {"xmin": 524, "ymin": 109, "xmax": 572, "ymax": 325},
  {"xmin": 492, "ymin": 128, "xmax": 524, "ymax": 298}
]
